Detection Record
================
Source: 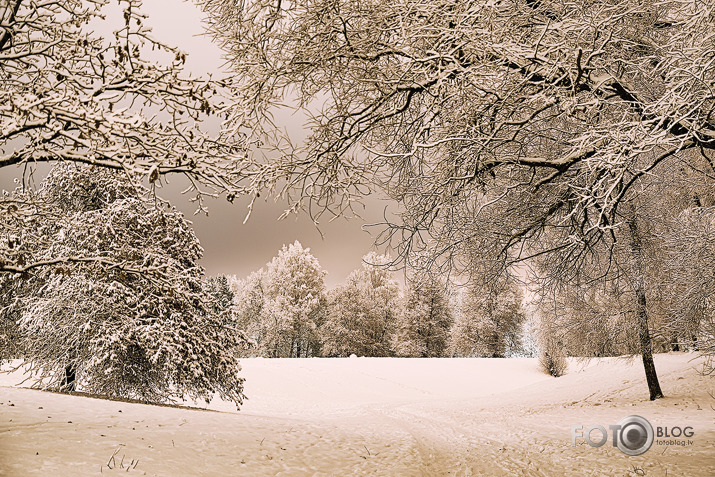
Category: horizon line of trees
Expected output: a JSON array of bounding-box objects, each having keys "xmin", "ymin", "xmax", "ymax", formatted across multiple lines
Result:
[
  {"xmin": 223, "ymin": 238, "xmax": 707, "ymax": 365},
  {"xmin": 227, "ymin": 242, "xmax": 531, "ymax": 359}
]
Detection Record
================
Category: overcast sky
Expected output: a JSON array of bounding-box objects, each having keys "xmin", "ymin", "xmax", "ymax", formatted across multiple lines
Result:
[{"xmin": 0, "ymin": 0, "xmax": 395, "ymax": 287}]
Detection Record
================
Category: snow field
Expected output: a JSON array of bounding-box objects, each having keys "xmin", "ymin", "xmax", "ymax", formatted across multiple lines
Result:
[{"xmin": 1, "ymin": 353, "xmax": 713, "ymax": 476}]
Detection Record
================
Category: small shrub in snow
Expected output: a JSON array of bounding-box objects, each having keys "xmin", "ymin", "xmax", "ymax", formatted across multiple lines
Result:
[{"xmin": 539, "ymin": 344, "xmax": 568, "ymax": 377}]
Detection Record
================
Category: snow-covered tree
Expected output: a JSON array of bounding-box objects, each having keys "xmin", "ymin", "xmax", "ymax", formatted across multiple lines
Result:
[
  {"xmin": 200, "ymin": 0, "xmax": 715, "ymax": 271},
  {"xmin": 205, "ymin": 275, "xmax": 236, "ymax": 320},
  {"xmin": 532, "ymin": 161, "xmax": 715, "ymax": 371},
  {"xmin": 450, "ymin": 279, "xmax": 526, "ymax": 358},
  {"xmin": 234, "ymin": 241, "xmax": 327, "ymax": 357},
  {"xmin": 231, "ymin": 270, "xmax": 265, "ymax": 355},
  {"xmin": 1, "ymin": 164, "xmax": 249, "ymax": 407},
  {"xmin": 661, "ymin": 206, "xmax": 715, "ymax": 363},
  {"xmin": 393, "ymin": 275, "xmax": 452, "ymax": 357},
  {"xmin": 321, "ymin": 252, "xmax": 401, "ymax": 357},
  {"xmin": 535, "ymin": 283, "xmax": 644, "ymax": 358},
  {"xmin": 0, "ymin": 0, "xmax": 247, "ymax": 278},
  {"xmin": 0, "ymin": 275, "xmax": 25, "ymax": 361}
]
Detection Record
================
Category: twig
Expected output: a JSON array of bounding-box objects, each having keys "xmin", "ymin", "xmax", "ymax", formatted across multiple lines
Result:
[{"xmin": 106, "ymin": 447, "xmax": 121, "ymax": 469}]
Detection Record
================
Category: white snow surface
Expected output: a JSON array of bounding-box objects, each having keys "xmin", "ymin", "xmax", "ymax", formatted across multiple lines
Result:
[{"xmin": 1, "ymin": 353, "xmax": 713, "ymax": 475}]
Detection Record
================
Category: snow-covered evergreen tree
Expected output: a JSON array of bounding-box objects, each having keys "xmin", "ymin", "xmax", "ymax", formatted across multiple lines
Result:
[
  {"xmin": 0, "ymin": 164, "xmax": 248, "ymax": 407},
  {"xmin": 205, "ymin": 275, "xmax": 236, "ymax": 320},
  {"xmin": 321, "ymin": 252, "xmax": 401, "ymax": 357},
  {"xmin": 393, "ymin": 275, "xmax": 453, "ymax": 357}
]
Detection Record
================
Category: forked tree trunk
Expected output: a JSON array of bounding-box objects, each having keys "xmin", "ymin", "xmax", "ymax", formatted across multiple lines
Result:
[{"xmin": 627, "ymin": 214, "xmax": 664, "ymax": 400}]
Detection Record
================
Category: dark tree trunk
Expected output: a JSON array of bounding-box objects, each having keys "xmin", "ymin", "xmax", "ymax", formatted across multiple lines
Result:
[
  {"xmin": 61, "ymin": 364, "xmax": 76, "ymax": 392},
  {"xmin": 634, "ymin": 287, "xmax": 664, "ymax": 400},
  {"xmin": 628, "ymin": 214, "xmax": 664, "ymax": 401}
]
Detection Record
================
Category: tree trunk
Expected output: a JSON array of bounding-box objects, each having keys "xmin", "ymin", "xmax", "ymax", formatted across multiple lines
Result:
[
  {"xmin": 628, "ymin": 214, "xmax": 664, "ymax": 401},
  {"xmin": 61, "ymin": 364, "xmax": 76, "ymax": 392},
  {"xmin": 634, "ymin": 287, "xmax": 664, "ymax": 400}
]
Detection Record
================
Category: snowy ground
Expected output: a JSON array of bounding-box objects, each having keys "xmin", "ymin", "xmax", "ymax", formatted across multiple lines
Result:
[{"xmin": 0, "ymin": 353, "xmax": 712, "ymax": 476}]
